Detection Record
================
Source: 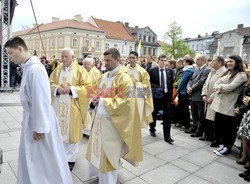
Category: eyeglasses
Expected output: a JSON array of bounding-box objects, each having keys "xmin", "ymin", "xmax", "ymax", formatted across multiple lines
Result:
[{"xmin": 129, "ymin": 57, "xmax": 136, "ymax": 59}]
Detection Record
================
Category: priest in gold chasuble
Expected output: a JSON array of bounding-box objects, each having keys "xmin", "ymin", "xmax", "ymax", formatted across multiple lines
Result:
[
  {"xmin": 86, "ymin": 48, "xmax": 143, "ymax": 184},
  {"xmin": 126, "ymin": 51, "xmax": 154, "ymax": 128},
  {"xmin": 50, "ymin": 48, "xmax": 91, "ymax": 171},
  {"xmin": 83, "ymin": 57, "xmax": 101, "ymax": 135}
]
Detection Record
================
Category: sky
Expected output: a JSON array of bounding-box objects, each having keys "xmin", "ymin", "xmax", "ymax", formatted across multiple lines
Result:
[{"xmin": 11, "ymin": 0, "xmax": 250, "ymax": 41}]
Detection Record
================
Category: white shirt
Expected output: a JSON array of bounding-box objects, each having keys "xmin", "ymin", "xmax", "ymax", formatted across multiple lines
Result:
[{"xmin": 107, "ymin": 64, "xmax": 122, "ymax": 77}]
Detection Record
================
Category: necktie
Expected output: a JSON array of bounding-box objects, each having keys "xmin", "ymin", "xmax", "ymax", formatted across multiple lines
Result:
[{"xmin": 160, "ymin": 69, "xmax": 165, "ymax": 91}]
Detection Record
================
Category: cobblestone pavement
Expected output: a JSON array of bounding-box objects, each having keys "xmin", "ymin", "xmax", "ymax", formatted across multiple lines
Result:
[{"xmin": 0, "ymin": 92, "xmax": 247, "ymax": 184}]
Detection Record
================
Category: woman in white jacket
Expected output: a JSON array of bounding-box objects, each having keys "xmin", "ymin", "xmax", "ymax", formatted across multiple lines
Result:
[{"xmin": 210, "ymin": 55, "xmax": 248, "ymax": 156}]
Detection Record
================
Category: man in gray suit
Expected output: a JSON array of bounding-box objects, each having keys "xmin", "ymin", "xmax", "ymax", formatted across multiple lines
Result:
[{"xmin": 185, "ymin": 55, "xmax": 211, "ymax": 137}]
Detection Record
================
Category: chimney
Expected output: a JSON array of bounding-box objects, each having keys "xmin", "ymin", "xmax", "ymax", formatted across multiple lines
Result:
[
  {"xmin": 198, "ymin": 34, "xmax": 201, "ymax": 38},
  {"xmin": 135, "ymin": 26, "xmax": 138, "ymax": 28},
  {"xmin": 52, "ymin": 17, "xmax": 59, "ymax": 22},
  {"xmin": 237, "ymin": 24, "xmax": 244, "ymax": 29},
  {"xmin": 125, "ymin": 22, "xmax": 129, "ymax": 27},
  {"xmin": 74, "ymin": 14, "xmax": 82, "ymax": 22}
]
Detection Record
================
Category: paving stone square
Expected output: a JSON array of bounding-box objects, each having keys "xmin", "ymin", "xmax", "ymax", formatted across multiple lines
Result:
[{"xmin": 0, "ymin": 92, "xmax": 249, "ymax": 183}]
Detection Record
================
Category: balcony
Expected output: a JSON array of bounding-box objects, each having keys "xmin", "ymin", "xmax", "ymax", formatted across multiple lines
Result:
[{"xmin": 82, "ymin": 46, "xmax": 95, "ymax": 52}]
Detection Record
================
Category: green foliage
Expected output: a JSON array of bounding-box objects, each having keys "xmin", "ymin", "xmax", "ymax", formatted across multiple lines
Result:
[{"xmin": 163, "ymin": 22, "xmax": 194, "ymax": 59}]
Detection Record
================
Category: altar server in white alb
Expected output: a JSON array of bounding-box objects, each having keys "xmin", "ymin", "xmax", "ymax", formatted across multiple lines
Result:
[{"xmin": 4, "ymin": 37, "xmax": 72, "ymax": 184}]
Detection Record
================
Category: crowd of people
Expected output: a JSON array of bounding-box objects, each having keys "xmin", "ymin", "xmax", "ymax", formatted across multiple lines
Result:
[{"xmin": 5, "ymin": 36, "xmax": 250, "ymax": 183}]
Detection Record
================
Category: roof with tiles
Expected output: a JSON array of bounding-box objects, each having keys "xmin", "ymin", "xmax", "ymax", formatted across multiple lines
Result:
[
  {"xmin": 237, "ymin": 27, "xmax": 250, "ymax": 37},
  {"xmin": 13, "ymin": 19, "xmax": 104, "ymax": 36},
  {"xmin": 93, "ymin": 17, "xmax": 135, "ymax": 42}
]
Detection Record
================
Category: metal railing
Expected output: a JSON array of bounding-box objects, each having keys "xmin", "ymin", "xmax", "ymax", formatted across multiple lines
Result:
[{"xmin": 82, "ymin": 46, "xmax": 95, "ymax": 52}]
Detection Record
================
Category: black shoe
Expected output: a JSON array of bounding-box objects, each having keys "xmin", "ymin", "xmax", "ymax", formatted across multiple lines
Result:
[
  {"xmin": 210, "ymin": 141, "xmax": 220, "ymax": 147},
  {"xmin": 199, "ymin": 136, "xmax": 206, "ymax": 141},
  {"xmin": 68, "ymin": 162, "xmax": 75, "ymax": 172},
  {"xmin": 239, "ymin": 170, "xmax": 250, "ymax": 178},
  {"xmin": 191, "ymin": 133, "xmax": 202, "ymax": 137},
  {"xmin": 205, "ymin": 137, "xmax": 214, "ymax": 142},
  {"xmin": 169, "ymin": 137, "xmax": 174, "ymax": 142},
  {"xmin": 165, "ymin": 137, "xmax": 173, "ymax": 144},
  {"xmin": 175, "ymin": 123, "xmax": 182, "ymax": 128},
  {"xmin": 150, "ymin": 132, "xmax": 156, "ymax": 137},
  {"xmin": 185, "ymin": 129, "xmax": 196, "ymax": 134},
  {"xmin": 244, "ymin": 175, "xmax": 250, "ymax": 182}
]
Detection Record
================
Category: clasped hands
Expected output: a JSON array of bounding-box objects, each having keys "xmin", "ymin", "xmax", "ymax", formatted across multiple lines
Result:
[
  {"xmin": 33, "ymin": 132, "xmax": 44, "ymax": 141},
  {"xmin": 202, "ymin": 96, "xmax": 213, "ymax": 104},
  {"xmin": 57, "ymin": 85, "xmax": 71, "ymax": 95},
  {"xmin": 234, "ymin": 96, "xmax": 250, "ymax": 115},
  {"xmin": 243, "ymin": 96, "xmax": 250, "ymax": 105}
]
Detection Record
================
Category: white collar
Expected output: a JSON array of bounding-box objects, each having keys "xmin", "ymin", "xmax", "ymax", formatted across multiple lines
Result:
[
  {"xmin": 65, "ymin": 63, "xmax": 73, "ymax": 72},
  {"xmin": 108, "ymin": 65, "xmax": 121, "ymax": 77},
  {"xmin": 198, "ymin": 64, "xmax": 206, "ymax": 70},
  {"xmin": 159, "ymin": 67, "xmax": 165, "ymax": 71}
]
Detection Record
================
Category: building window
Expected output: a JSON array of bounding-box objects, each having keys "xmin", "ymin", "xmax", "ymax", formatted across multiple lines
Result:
[
  {"xmin": 148, "ymin": 36, "xmax": 151, "ymax": 42},
  {"xmin": 95, "ymin": 41, "xmax": 100, "ymax": 49},
  {"xmin": 72, "ymin": 38, "xmax": 78, "ymax": 48},
  {"xmin": 243, "ymin": 52, "xmax": 247, "ymax": 59},
  {"xmin": 143, "ymin": 47, "xmax": 147, "ymax": 55},
  {"xmin": 201, "ymin": 44, "xmax": 203, "ymax": 50},
  {"xmin": 114, "ymin": 44, "xmax": 118, "ymax": 48},
  {"xmin": 121, "ymin": 45, "xmax": 125, "ymax": 54},
  {"xmin": 105, "ymin": 43, "xmax": 110, "ymax": 50},
  {"xmin": 196, "ymin": 44, "xmax": 199, "ymax": 51},
  {"xmin": 84, "ymin": 39, "xmax": 90, "ymax": 47},
  {"xmin": 143, "ymin": 35, "xmax": 146, "ymax": 42},
  {"xmin": 148, "ymin": 48, "xmax": 151, "ymax": 55},
  {"xmin": 153, "ymin": 48, "xmax": 156, "ymax": 56},
  {"xmin": 192, "ymin": 45, "xmax": 195, "ymax": 50},
  {"xmin": 35, "ymin": 40, "xmax": 39, "ymax": 49},
  {"xmin": 50, "ymin": 38, "xmax": 54, "ymax": 48},
  {"xmin": 58, "ymin": 37, "xmax": 64, "ymax": 48},
  {"xmin": 152, "ymin": 37, "xmax": 155, "ymax": 43},
  {"xmin": 129, "ymin": 46, "xmax": 133, "ymax": 53},
  {"xmin": 206, "ymin": 42, "xmax": 211, "ymax": 50},
  {"xmin": 84, "ymin": 40, "xmax": 91, "ymax": 51}
]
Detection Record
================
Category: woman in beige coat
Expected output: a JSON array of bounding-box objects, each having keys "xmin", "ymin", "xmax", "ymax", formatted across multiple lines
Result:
[{"xmin": 210, "ymin": 55, "xmax": 248, "ymax": 156}]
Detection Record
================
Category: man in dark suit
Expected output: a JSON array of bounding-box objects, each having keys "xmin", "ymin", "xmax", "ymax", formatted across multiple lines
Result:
[
  {"xmin": 145, "ymin": 55, "xmax": 153, "ymax": 72},
  {"xmin": 185, "ymin": 55, "xmax": 211, "ymax": 137},
  {"xmin": 149, "ymin": 54, "xmax": 174, "ymax": 143}
]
